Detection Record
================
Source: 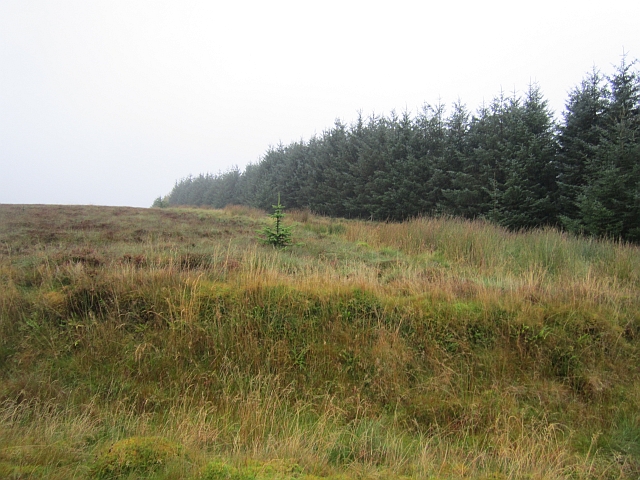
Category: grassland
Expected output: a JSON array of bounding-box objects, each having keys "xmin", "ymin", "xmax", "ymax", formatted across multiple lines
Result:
[{"xmin": 0, "ymin": 203, "xmax": 639, "ymax": 479}]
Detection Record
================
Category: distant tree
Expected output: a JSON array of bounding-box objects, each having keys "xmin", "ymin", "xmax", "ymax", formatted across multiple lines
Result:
[
  {"xmin": 205, "ymin": 167, "xmax": 242, "ymax": 207},
  {"xmin": 576, "ymin": 56, "xmax": 640, "ymax": 240},
  {"xmin": 151, "ymin": 196, "xmax": 169, "ymax": 208},
  {"xmin": 378, "ymin": 109, "xmax": 432, "ymax": 219},
  {"xmin": 465, "ymin": 88, "xmax": 559, "ymax": 229},
  {"xmin": 343, "ymin": 113, "xmax": 389, "ymax": 219},
  {"xmin": 498, "ymin": 84, "xmax": 559, "ymax": 229},
  {"xmin": 320, "ymin": 119, "xmax": 358, "ymax": 217},
  {"xmin": 440, "ymin": 101, "xmax": 478, "ymax": 217},
  {"xmin": 416, "ymin": 103, "xmax": 447, "ymax": 215},
  {"xmin": 465, "ymin": 93, "xmax": 511, "ymax": 221},
  {"xmin": 557, "ymin": 68, "xmax": 609, "ymax": 230}
]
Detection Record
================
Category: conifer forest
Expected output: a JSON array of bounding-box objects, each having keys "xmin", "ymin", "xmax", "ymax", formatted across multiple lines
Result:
[{"xmin": 157, "ymin": 57, "xmax": 640, "ymax": 242}]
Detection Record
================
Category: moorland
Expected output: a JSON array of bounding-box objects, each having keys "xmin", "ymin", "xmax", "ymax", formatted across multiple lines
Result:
[{"xmin": 1, "ymin": 204, "xmax": 639, "ymax": 479}]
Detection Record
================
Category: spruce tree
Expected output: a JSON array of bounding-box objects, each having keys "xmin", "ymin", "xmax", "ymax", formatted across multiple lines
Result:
[
  {"xmin": 260, "ymin": 193, "xmax": 293, "ymax": 248},
  {"xmin": 380, "ymin": 108, "xmax": 435, "ymax": 219},
  {"xmin": 557, "ymin": 68, "xmax": 609, "ymax": 230},
  {"xmin": 440, "ymin": 102, "xmax": 476, "ymax": 217},
  {"xmin": 498, "ymin": 84, "xmax": 559, "ymax": 229},
  {"xmin": 577, "ymin": 56, "xmax": 640, "ymax": 240}
]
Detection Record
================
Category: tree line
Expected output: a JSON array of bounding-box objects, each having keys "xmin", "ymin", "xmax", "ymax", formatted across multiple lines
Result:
[{"xmin": 155, "ymin": 57, "xmax": 640, "ymax": 242}]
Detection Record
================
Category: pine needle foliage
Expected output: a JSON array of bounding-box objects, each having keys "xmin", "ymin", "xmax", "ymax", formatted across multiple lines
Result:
[{"xmin": 260, "ymin": 193, "xmax": 293, "ymax": 247}]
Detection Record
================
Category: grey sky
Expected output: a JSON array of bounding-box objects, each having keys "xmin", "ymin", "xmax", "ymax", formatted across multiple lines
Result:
[{"xmin": 1, "ymin": 1, "xmax": 639, "ymax": 207}]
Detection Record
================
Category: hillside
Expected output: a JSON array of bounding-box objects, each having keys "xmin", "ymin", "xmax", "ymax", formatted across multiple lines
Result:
[{"xmin": 1, "ymin": 204, "xmax": 639, "ymax": 479}]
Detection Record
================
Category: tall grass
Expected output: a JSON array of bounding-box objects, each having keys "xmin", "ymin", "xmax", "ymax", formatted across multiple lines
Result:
[{"xmin": 1, "ymin": 204, "xmax": 639, "ymax": 478}]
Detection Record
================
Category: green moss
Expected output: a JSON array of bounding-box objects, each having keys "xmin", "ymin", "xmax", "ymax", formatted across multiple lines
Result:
[
  {"xmin": 200, "ymin": 461, "xmax": 256, "ymax": 480},
  {"xmin": 91, "ymin": 436, "xmax": 182, "ymax": 479},
  {"xmin": 200, "ymin": 460, "xmax": 306, "ymax": 480}
]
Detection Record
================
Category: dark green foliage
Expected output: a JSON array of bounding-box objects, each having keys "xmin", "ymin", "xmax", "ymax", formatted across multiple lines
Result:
[
  {"xmin": 489, "ymin": 85, "xmax": 559, "ymax": 229},
  {"xmin": 165, "ymin": 168, "xmax": 242, "ymax": 208},
  {"xmin": 161, "ymin": 56, "xmax": 640, "ymax": 242},
  {"xmin": 260, "ymin": 194, "xmax": 293, "ymax": 248},
  {"xmin": 554, "ymin": 55, "xmax": 640, "ymax": 241},
  {"xmin": 576, "ymin": 57, "xmax": 640, "ymax": 240},
  {"xmin": 440, "ymin": 102, "xmax": 479, "ymax": 217},
  {"xmin": 151, "ymin": 196, "xmax": 169, "ymax": 208},
  {"xmin": 557, "ymin": 68, "xmax": 609, "ymax": 227}
]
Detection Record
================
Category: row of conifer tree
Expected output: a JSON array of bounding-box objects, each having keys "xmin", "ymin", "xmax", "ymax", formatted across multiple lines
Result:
[{"xmin": 155, "ymin": 57, "xmax": 640, "ymax": 242}]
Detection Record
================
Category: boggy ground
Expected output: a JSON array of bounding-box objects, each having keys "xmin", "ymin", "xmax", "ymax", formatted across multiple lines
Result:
[{"xmin": 0, "ymin": 203, "xmax": 639, "ymax": 479}]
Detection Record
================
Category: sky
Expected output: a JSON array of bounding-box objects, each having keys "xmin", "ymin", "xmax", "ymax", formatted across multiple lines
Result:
[{"xmin": 1, "ymin": 1, "xmax": 639, "ymax": 208}]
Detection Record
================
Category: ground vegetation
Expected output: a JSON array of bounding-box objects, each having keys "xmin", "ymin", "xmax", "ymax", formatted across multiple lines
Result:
[{"xmin": 1, "ymin": 204, "xmax": 639, "ymax": 478}]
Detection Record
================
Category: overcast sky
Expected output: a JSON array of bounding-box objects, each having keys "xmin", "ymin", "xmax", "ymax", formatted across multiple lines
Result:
[{"xmin": 1, "ymin": 1, "xmax": 639, "ymax": 207}]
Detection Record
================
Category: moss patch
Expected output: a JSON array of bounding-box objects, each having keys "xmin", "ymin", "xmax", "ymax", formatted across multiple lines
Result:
[{"xmin": 92, "ymin": 436, "xmax": 182, "ymax": 479}]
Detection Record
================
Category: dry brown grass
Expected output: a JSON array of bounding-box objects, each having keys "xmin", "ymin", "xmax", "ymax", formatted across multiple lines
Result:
[{"xmin": 0, "ymin": 204, "xmax": 639, "ymax": 479}]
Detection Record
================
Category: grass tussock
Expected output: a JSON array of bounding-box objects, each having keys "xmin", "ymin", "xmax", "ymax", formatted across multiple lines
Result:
[{"xmin": 1, "ymin": 204, "xmax": 639, "ymax": 479}]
